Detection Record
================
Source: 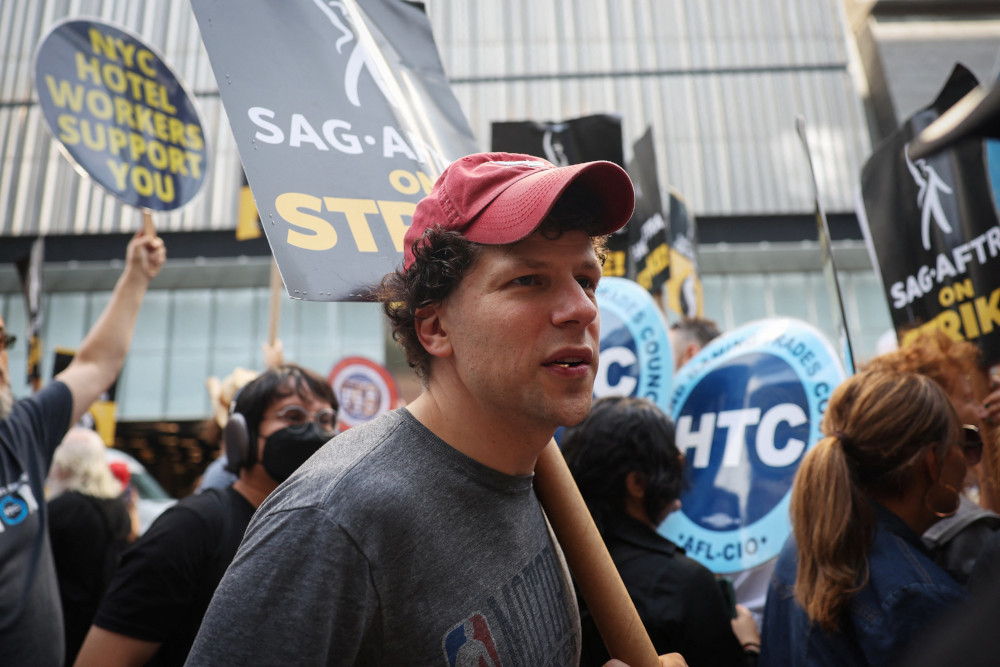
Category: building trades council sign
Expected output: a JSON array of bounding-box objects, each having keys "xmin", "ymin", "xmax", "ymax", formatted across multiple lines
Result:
[
  {"xmin": 594, "ymin": 277, "xmax": 673, "ymax": 414},
  {"xmin": 190, "ymin": 0, "xmax": 478, "ymax": 301},
  {"xmin": 34, "ymin": 18, "xmax": 207, "ymax": 211},
  {"xmin": 659, "ymin": 318, "xmax": 846, "ymax": 574}
]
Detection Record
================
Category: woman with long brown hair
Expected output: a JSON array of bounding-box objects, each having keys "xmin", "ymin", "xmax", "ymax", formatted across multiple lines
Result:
[
  {"xmin": 866, "ymin": 330, "xmax": 1000, "ymax": 584},
  {"xmin": 760, "ymin": 369, "xmax": 971, "ymax": 665}
]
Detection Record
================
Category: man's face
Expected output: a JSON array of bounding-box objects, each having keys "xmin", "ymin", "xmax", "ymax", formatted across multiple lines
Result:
[{"xmin": 435, "ymin": 229, "xmax": 602, "ymax": 433}]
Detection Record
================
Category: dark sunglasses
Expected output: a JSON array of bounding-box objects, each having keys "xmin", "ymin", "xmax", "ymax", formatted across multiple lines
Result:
[
  {"xmin": 961, "ymin": 424, "xmax": 983, "ymax": 466},
  {"xmin": 0, "ymin": 334, "xmax": 15, "ymax": 351}
]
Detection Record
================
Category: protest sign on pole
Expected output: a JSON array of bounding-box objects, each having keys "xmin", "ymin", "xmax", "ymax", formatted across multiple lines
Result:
[
  {"xmin": 594, "ymin": 277, "xmax": 674, "ymax": 414},
  {"xmin": 190, "ymin": 0, "xmax": 478, "ymax": 301},
  {"xmin": 859, "ymin": 65, "xmax": 1000, "ymax": 366},
  {"xmin": 664, "ymin": 190, "xmax": 703, "ymax": 318},
  {"xmin": 491, "ymin": 114, "xmax": 626, "ymax": 168},
  {"xmin": 53, "ymin": 348, "xmax": 119, "ymax": 446},
  {"xmin": 660, "ymin": 318, "xmax": 846, "ymax": 574},
  {"xmin": 15, "ymin": 238, "xmax": 44, "ymax": 388},
  {"xmin": 328, "ymin": 356, "xmax": 400, "ymax": 430},
  {"xmin": 909, "ymin": 80, "xmax": 1000, "ymax": 160},
  {"xmin": 237, "ymin": 169, "xmax": 262, "ymax": 241},
  {"xmin": 491, "ymin": 114, "xmax": 632, "ymax": 279},
  {"xmin": 34, "ymin": 18, "xmax": 208, "ymax": 216},
  {"xmin": 797, "ymin": 116, "xmax": 856, "ymax": 374},
  {"xmin": 626, "ymin": 128, "xmax": 670, "ymax": 295},
  {"xmin": 190, "ymin": 5, "xmax": 656, "ymax": 658}
]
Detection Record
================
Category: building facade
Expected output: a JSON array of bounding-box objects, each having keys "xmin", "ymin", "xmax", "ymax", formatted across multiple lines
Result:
[{"xmin": 3, "ymin": 0, "xmax": 993, "ymax": 437}]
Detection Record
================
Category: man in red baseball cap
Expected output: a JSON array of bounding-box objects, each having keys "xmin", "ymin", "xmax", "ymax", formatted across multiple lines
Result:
[{"xmin": 188, "ymin": 153, "xmax": 655, "ymax": 665}]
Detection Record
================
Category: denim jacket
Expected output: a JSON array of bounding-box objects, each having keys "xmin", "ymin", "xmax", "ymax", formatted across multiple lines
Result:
[{"xmin": 760, "ymin": 502, "xmax": 966, "ymax": 666}]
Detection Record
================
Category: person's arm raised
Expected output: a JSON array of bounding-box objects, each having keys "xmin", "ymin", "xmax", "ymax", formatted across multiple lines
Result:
[{"xmin": 56, "ymin": 232, "xmax": 165, "ymax": 425}]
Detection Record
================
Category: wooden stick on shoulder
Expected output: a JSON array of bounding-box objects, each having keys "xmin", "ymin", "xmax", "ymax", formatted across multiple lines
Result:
[{"xmin": 534, "ymin": 440, "xmax": 659, "ymax": 667}]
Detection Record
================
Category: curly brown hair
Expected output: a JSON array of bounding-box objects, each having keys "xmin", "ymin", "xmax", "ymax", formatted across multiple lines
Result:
[
  {"xmin": 380, "ymin": 186, "xmax": 610, "ymax": 380},
  {"xmin": 864, "ymin": 329, "xmax": 981, "ymax": 398}
]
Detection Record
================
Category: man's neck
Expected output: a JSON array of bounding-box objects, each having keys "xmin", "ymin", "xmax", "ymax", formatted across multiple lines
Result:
[{"xmin": 407, "ymin": 390, "xmax": 552, "ymax": 476}]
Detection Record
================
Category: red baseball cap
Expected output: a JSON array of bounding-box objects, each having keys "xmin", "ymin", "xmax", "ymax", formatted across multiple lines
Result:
[
  {"xmin": 403, "ymin": 152, "xmax": 635, "ymax": 270},
  {"xmin": 108, "ymin": 461, "xmax": 131, "ymax": 491}
]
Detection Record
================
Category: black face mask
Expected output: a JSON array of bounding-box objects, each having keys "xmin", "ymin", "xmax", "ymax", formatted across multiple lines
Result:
[{"xmin": 261, "ymin": 423, "xmax": 332, "ymax": 483}]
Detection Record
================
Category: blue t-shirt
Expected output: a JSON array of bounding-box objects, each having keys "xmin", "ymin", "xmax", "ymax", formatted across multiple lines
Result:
[
  {"xmin": 0, "ymin": 382, "xmax": 73, "ymax": 666},
  {"xmin": 760, "ymin": 501, "xmax": 966, "ymax": 666}
]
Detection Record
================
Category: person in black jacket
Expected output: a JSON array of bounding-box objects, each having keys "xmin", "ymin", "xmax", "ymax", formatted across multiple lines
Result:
[
  {"xmin": 75, "ymin": 364, "xmax": 338, "ymax": 667},
  {"xmin": 46, "ymin": 427, "xmax": 132, "ymax": 666},
  {"xmin": 563, "ymin": 395, "xmax": 761, "ymax": 666}
]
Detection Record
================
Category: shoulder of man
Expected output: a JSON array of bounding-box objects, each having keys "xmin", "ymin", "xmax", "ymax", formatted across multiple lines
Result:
[{"xmin": 2, "ymin": 381, "xmax": 73, "ymax": 470}]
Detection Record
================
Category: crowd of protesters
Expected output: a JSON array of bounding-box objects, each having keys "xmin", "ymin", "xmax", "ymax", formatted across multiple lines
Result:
[{"xmin": 4, "ymin": 153, "xmax": 1000, "ymax": 666}]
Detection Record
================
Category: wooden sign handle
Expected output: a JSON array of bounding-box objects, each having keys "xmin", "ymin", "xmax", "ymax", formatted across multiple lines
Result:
[
  {"xmin": 534, "ymin": 440, "xmax": 659, "ymax": 667},
  {"xmin": 267, "ymin": 259, "xmax": 282, "ymax": 345},
  {"xmin": 141, "ymin": 209, "xmax": 156, "ymax": 237}
]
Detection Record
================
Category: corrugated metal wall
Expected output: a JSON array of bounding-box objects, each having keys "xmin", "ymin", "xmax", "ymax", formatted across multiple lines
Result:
[
  {"xmin": 429, "ymin": 0, "xmax": 872, "ymax": 215},
  {"xmin": 0, "ymin": 0, "xmax": 896, "ymax": 418},
  {"xmin": 1, "ymin": 0, "xmax": 871, "ymax": 236}
]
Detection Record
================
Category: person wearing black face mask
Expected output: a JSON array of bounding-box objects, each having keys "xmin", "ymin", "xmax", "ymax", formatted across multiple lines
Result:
[{"xmin": 76, "ymin": 364, "xmax": 338, "ymax": 667}]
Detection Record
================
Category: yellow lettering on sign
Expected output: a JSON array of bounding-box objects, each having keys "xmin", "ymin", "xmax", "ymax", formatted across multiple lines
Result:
[
  {"xmin": 56, "ymin": 115, "xmax": 80, "ymax": 144},
  {"xmin": 378, "ymin": 200, "xmax": 416, "ymax": 252},
  {"xmin": 277, "ymin": 193, "xmax": 338, "ymax": 251},
  {"xmin": 45, "ymin": 75, "xmax": 85, "ymax": 111},
  {"xmin": 903, "ymin": 285, "xmax": 1000, "ymax": 344},
  {"xmin": 975, "ymin": 288, "xmax": 1000, "ymax": 335},
  {"xmin": 323, "ymin": 198, "xmax": 379, "ymax": 252},
  {"xmin": 602, "ymin": 250, "xmax": 627, "ymax": 278},
  {"xmin": 136, "ymin": 49, "xmax": 157, "ymax": 78},
  {"xmin": 388, "ymin": 169, "xmax": 433, "ymax": 196},
  {"xmin": 636, "ymin": 244, "xmax": 671, "ymax": 290},
  {"xmin": 75, "ymin": 52, "xmax": 102, "ymax": 86},
  {"xmin": 938, "ymin": 278, "xmax": 974, "ymax": 307},
  {"xmin": 107, "ymin": 159, "xmax": 130, "ymax": 190}
]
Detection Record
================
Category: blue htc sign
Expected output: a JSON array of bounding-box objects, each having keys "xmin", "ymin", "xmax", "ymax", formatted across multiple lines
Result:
[
  {"xmin": 594, "ymin": 277, "xmax": 672, "ymax": 414},
  {"xmin": 659, "ymin": 318, "xmax": 846, "ymax": 573}
]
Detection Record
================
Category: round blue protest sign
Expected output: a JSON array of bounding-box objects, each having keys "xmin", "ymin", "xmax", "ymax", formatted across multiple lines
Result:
[
  {"xmin": 34, "ymin": 18, "xmax": 207, "ymax": 210},
  {"xmin": 594, "ymin": 277, "xmax": 672, "ymax": 413},
  {"xmin": 658, "ymin": 318, "xmax": 846, "ymax": 573}
]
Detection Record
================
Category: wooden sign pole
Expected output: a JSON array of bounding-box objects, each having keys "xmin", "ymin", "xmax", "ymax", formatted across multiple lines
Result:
[
  {"xmin": 534, "ymin": 441, "xmax": 660, "ymax": 667},
  {"xmin": 141, "ymin": 209, "xmax": 156, "ymax": 237},
  {"xmin": 267, "ymin": 259, "xmax": 282, "ymax": 345}
]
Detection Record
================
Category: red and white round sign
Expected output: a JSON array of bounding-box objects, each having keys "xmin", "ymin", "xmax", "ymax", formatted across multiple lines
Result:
[{"xmin": 328, "ymin": 356, "xmax": 400, "ymax": 429}]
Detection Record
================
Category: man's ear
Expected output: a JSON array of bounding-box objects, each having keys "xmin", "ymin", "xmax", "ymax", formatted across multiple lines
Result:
[
  {"xmin": 681, "ymin": 343, "xmax": 700, "ymax": 366},
  {"xmin": 625, "ymin": 470, "xmax": 647, "ymax": 501},
  {"xmin": 414, "ymin": 305, "xmax": 452, "ymax": 359}
]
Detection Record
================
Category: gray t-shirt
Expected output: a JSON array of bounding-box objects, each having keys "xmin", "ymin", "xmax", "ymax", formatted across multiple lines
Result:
[{"xmin": 187, "ymin": 408, "xmax": 580, "ymax": 666}]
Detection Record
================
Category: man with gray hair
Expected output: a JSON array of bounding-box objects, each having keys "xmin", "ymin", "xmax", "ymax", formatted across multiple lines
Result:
[
  {"xmin": 669, "ymin": 317, "xmax": 722, "ymax": 372},
  {"xmin": 47, "ymin": 427, "xmax": 132, "ymax": 665}
]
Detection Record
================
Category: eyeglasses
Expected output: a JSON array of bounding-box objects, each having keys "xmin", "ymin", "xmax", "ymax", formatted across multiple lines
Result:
[
  {"xmin": 265, "ymin": 404, "xmax": 338, "ymax": 435},
  {"xmin": 960, "ymin": 424, "xmax": 983, "ymax": 466},
  {"xmin": 0, "ymin": 333, "xmax": 14, "ymax": 351}
]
